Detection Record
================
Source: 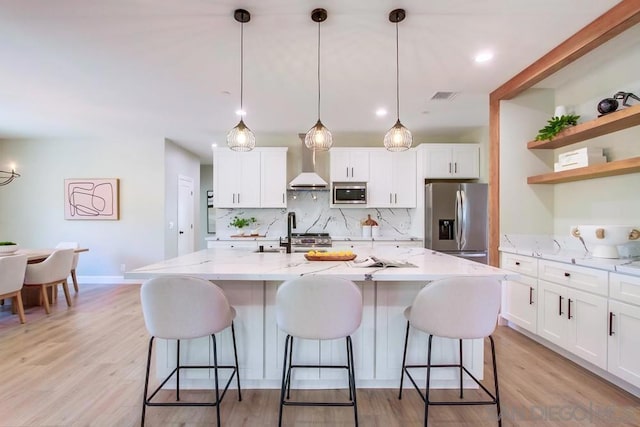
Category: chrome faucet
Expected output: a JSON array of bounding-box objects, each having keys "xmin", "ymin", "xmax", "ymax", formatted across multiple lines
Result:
[{"xmin": 281, "ymin": 211, "xmax": 297, "ymax": 254}]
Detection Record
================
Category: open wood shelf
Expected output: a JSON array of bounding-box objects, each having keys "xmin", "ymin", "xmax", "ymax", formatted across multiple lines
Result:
[
  {"xmin": 527, "ymin": 104, "xmax": 640, "ymax": 150},
  {"xmin": 527, "ymin": 156, "xmax": 640, "ymax": 184}
]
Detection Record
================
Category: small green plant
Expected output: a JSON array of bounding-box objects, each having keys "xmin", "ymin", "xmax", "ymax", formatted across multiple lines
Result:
[
  {"xmin": 229, "ymin": 216, "xmax": 257, "ymax": 229},
  {"xmin": 0, "ymin": 241, "xmax": 17, "ymax": 246},
  {"xmin": 534, "ymin": 114, "xmax": 580, "ymax": 141}
]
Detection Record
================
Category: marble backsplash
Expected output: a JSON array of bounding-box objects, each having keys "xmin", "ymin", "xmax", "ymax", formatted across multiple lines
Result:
[
  {"xmin": 215, "ymin": 191, "xmax": 418, "ymax": 239},
  {"xmin": 500, "ymin": 233, "xmax": 640, "ymax": 259}
]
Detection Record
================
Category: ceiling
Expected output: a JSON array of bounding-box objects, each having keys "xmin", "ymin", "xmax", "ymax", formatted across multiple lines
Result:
[{"xmin": 0, "ymin": 0, "xmax": 624, "ymax": 163}]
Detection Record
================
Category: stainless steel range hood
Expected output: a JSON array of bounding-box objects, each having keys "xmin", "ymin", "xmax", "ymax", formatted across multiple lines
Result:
[{"xmin": 288, "ymin": 134, "xmax": 328, "ymax": 189}]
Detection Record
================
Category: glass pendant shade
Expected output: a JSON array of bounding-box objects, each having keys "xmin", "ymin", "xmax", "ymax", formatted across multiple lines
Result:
[
  {"xmin": 306, "ymin": 8, "xmax": 332, "ymax": 152},
  {"xmin": 384, "ymin": 119, "xmax": 412, "ymax": 152},
  {"xmin": 227, "ymin": 119, "xmax": 255, "ymax": 151},
  {"xmin": 305, "ymin": 119, "xmax": 333, "ymax": 151}
]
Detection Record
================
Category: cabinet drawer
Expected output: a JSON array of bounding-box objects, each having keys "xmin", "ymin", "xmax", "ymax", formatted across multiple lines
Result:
[
  {"xmin": 610, "ymin": 273, "xmax": 640, "ymax": 306},
  {"xmin": 538, "ymin": 259, "xmax": 608, "ymax": 296},
  {"xmin": 500, "ymin": 252, "xmax": 537, "ymax": 277}
]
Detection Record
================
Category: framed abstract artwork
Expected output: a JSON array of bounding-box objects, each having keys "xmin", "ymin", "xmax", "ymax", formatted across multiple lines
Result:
[{"xmin": 64, "ymin": 178, "xmax": 120, "ymax": 220}]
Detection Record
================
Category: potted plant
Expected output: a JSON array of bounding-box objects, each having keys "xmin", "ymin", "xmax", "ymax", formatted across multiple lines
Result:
[
  {"xmin": 0, "ymin": 241, "xmax": 19, "ymax": 255},
  {"xmin": 229, "ymin": 216, "xmax": 257, "ymax": 235},
  {"xmin": 534, "ymin": 114, "xmax": 580, "ymax": 141}
]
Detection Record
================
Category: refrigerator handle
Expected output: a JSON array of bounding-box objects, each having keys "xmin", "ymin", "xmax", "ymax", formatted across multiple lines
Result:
[
  {"xmin": 455, "ymin": 190, "xmax": 462, "ymax": 249},
  {"xmin": 457, "ymin": 190, "xmax": 467, "ymax": 250}
]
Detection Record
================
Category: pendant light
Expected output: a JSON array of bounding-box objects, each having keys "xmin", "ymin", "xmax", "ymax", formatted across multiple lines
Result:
[
  {"xmin": 227, "ymin": 9, "xmax": 256, "ymax": 151},
  {"xmin": 384, "ymin": 9, "xmax": 412, "ymax": 152},
  {"xmin": 305, "ymin": 8, "xmax": 333, "ymax": 151}
]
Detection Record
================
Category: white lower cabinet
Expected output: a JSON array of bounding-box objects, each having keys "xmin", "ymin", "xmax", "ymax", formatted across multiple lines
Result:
[
  {"xmin": 501, "ymin": 274, "xmax": 537, "ymax": 334},
  {"xmin": 608, "ymin": 273, "xmax": 640, "ymax": 388},
  {"xmin": 537, "ymin": 280, "xmax": 608, "ymax": 369}
]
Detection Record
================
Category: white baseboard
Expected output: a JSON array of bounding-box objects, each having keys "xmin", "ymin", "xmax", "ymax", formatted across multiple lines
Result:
[{"xmin": 76, "ymin": 275, "xmax": 141, "ymax": 285}]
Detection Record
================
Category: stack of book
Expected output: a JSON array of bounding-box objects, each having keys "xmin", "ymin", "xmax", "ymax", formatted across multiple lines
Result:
[{"xmin": 554, "ymin": 147, "xmax": 606, "ymax": 172}]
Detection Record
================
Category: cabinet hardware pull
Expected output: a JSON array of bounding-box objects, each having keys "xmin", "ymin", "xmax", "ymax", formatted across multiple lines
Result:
[
  {"xmin": 351, "ymin": 167, "xmax": 354, "ymax": 177},
  {"xmin": 389, "ymin": 193, "xmax": 392, "ymax": 203},
  {"xmin": 529, "ymin": 287, "xmax": 534, "ymax": 305},
  {"xmin": 282, "ymin": 194, "xmax": 285, "ymax": 203},
  {"xmin": 395, "ymin": 193, "xmax": 398, "ymax": 203},
  {"xmin": 233, "ymin": 193, "xmax": 236, "ymax": 204},
  {"xmin": 609, "ymin": 312, "xmax": 615, "ymax": 336},
  {"xmin": 564, "ymin": 272, "xmax": 571, "ymax": 277},
  {"xmin": 558, "ymin": 295, "xmax": 563, "ymax": 316},
  {"xmin": 515, "ymin": 261, "xmax": 521, "ymax": 266},
  {"xmin": 567, "ymin": 298, "xmax": 573, "ymax": 319},
  {"xmin": 237, "ymin": 193, "xmax": 240, "ymax": 204},
  {"xmin": 454, "ymin": 162, "xmax": 458, "ymax": 173},
  {"xmin": 346, "ymin": 167, "xmax": 349, "ymax": 177},
  {"xmin": 449, "ymin": 162, "xmax": 452, "ymax": 173}
]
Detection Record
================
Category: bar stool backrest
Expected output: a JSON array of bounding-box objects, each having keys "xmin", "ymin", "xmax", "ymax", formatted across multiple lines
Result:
[
  {"xmin": 409, "ymin": 276, "xmax": 501, "ymax": 339},
  {"xmin": 276, "ymin": 276, "xmax": 363, "ymax": 340},
  {"xmin": 140, "ymin": 276, "xmax": 234, "ymax": 340}
]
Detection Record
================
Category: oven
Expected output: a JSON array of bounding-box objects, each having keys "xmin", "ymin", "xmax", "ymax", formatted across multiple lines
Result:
[{"xmin": 332, "ymin": 182, "xmax": 367, "ymax": 205}]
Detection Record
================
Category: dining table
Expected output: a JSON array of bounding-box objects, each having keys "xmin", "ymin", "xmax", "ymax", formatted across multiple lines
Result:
[{"xmin": 6, "ymin": 248, "xmax": 89, "ymax": 306}]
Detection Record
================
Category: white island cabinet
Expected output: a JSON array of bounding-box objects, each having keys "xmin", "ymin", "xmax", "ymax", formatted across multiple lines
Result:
[
  {"xmin": 127, "ymin": 247, "xmax": 516, "ymax": 389},
  {"xmin": 608, "ymin": 273, "xmax": 640, "ymax": 388}
]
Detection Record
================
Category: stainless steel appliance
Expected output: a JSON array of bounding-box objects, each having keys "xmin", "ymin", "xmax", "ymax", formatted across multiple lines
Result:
[
  {"xmin": 424, "ymin": 182, "xmax": 488, "ymax": 264},
  {"xmin": 332, "ymin": 182, "xmax": 367, "ymax": 204},
  {"xmin": 291, "ymin": 233, "xmax": 332, "ymax": 248}
]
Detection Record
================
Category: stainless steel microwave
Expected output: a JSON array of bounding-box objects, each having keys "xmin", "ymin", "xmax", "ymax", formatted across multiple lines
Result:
[{"xmin": 332, "ymin": 182, "xmax": 367, "ymax": 204}]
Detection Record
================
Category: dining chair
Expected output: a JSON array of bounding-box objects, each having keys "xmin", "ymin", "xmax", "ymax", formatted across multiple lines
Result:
[
  {"xmin": 23, "ymin": 248, "xmax": 74, "ymax": 314},
  {"xmin": 398, "ymin": 276, "xmax": 502, "ymax": 426},
  {"xmin": 0, "ymin": 254, "xmax": 28, "ymax": 324},
  {"xmin": 276, "ymin": 276, "xmax": 363, "ymax": 426},
  {"xmin": 55, "ymin": 241, "xmax": 80, "ymax": 293},
  {"xmin": 140, "ymin": 275, "xmax": 241, "ymax": 427}
]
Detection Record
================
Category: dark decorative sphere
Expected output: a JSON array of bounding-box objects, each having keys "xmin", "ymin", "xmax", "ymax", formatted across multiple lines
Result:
[{"xmin": 597, "ymin": 98, "xmax": 619, "ymax": 115}]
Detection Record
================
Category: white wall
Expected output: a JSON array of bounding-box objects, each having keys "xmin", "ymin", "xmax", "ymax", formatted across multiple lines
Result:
[
  {"xmin": 200, "ymin": 164, "xmax": 213, "ymax": 249},
  {"xmin": 0, "ymin": 136, "xmax": 164, "ymax": 279},
  {"xmin": 164, "ymin": 139, "xmax": 201, "ymax": 259}
]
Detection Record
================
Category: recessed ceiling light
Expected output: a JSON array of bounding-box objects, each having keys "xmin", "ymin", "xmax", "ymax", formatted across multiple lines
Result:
[
  {"xmin": 474, "ymin": 50, "xmax": 494, "ymax": 63},
  {"xmin": 235, "ymin": 109, "xmax": 246, "ymax": 116},
  {"xmin": 376, "ymin": 108, "xmax": 388, "ymax": 117}
]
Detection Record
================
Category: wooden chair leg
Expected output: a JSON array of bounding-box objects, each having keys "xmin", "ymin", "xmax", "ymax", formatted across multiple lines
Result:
[
  {"xmin": 62, "ymin": 281, "xmax": 72, "ymax": 307},
  {"xmin": 41, "ymin": 285, "xmax": 51, "ymax": 314},
  {"xmin": 14, "ymin": 292, "xmax": 26, "ymax": 324},
  {"xmin": 71, "ymin": 270, "xmax": 79, "ymax": 293}
]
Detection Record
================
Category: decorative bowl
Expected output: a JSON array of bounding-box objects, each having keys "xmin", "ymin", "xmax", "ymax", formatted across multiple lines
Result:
[
  {"xmin": 571, "ymin": 225, "xmax": 640, "ymax": 258},
  {"xmin": 0, "ymin": 244, "xmax": 19, "ymax": 256}
]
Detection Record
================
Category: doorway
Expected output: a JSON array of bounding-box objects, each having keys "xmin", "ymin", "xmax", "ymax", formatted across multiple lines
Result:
[{"xmin": 177, "ymin": 175, "xmax": 194, "ymax": 256}]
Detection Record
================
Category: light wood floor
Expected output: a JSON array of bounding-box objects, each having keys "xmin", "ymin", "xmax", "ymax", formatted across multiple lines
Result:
[{"xmin": 1, "ymin": 283, "xmax": 639, "ymax": 426}]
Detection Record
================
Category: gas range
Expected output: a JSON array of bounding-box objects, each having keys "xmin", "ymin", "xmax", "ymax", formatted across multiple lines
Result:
[{"xmin": 290, "ymin": 233, "xmax": 332, "ymax": 248}]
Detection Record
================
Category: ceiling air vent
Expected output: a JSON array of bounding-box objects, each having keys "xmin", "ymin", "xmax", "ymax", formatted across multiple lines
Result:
[{"xmin": 430, "ymin": 91, "xmax": 458, "ymax": 101}]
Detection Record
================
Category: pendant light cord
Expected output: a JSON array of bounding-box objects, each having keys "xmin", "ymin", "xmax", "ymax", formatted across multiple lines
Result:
[
  {"xmin": 240, "ymin": 20, "xmax": 245, "ymax": 113},
  {"xmin": 395, "ymin": 21, "xmax": 400, "ymax": 121},
  {"xmin": 317, "ymin": 20, "xmax": 321, "ymax": 122}
]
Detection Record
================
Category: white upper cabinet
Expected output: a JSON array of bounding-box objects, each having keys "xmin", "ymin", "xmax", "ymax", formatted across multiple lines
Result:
[
  {"xmin": 422, "ymin": 143, "xmax": 479, "ymax": 179},
  {"xmin": 330, "ymin": 148, "xmax": 370, "ymax": 182},
  {"xmin": 368, "ymin": 149, "xmax": 416, "ymax": 208},
  {"xmin": 260, "ymin": 149, "xmax": 288, "ymax": 208},
  {"xmin": 214, "ymin": 148, "xmax": 287, "ymax": 208}
]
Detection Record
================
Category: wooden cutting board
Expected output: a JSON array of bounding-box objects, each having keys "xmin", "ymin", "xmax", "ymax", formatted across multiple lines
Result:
[{"xmin": 304, "ymin": 254, "xmax": 357, "ymax": 261}]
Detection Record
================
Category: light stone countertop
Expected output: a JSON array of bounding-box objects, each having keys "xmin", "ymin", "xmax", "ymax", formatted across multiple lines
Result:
[{"xmin": 126, "ymin": 246, "xmax": 517, "ymax": 282}]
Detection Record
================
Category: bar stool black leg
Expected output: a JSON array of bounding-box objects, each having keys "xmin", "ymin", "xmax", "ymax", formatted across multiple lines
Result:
[
  {"xmin": 176, "ymin": 339, "xmax": 181, "ymax": 401},
  {"xmin": 459, "ymin": 338, "xmax": 464, "ymax": 399},
  {"xmin": 141, "ymin": 336, "xmax": 154, "ymax": 427},
  {"xmin": 347, "ymin": 336, "xmax": 359, "ymax": 426},
  {"xmin": 231, "ymin": 322, "xmax": 242, "ymax": 401},
  {"xmin": 490, "ymin": 335, "xmax": 502, "ymax": 427},
  {"xmin": 425, "ymin": 334, "xmax": 433, "ymax": 427},
  {"xmin": 212, "ymin": 333, "xmax": 221, "ymax": 427},
  {"xmin": 286, "ymin": 337, "xmax": 294, "ymax": 399},
  {"xmin": 346, "ymin": 337, "xmax": 353, "ymax": 401},
  {"xmin": 399, "ymin": 320, "xmax": 410, "ymax": 399},
  {"xmin": 278, "ymin": 335, "xmax": 292, "ymax": 427}
]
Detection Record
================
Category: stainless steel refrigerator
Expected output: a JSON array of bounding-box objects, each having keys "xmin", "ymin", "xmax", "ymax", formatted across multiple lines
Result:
[{"xmin": 424, "ymin": 182, "xmax": 488, "ymax": 264}]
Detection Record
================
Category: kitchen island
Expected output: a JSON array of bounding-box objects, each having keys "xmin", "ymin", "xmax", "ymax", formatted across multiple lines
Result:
[{"xmin": 126, "ymin": 246, "xmax": 518, "ymax": 389}]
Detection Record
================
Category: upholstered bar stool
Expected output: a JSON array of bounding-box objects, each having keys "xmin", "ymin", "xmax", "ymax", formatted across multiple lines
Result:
[
  {"xmin": 398, "ymin": 276, "xmax": 502, "ymax": 426},
  {"xmin": 140, "ymin": 275, "xmax": 241, "ymax": 427},
  {"xmin": 276, "ymin": 276, "xmax": 363, "ymax": 426},
  {"xmin": 0, "ymin": 254, "xmax": 28, "ymax": 324}
]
